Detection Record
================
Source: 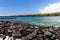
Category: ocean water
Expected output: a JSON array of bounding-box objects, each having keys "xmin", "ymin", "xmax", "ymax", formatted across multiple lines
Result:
[{"xmin": 0, "ymin": 16, "xmax": 60, "ymax": 26}]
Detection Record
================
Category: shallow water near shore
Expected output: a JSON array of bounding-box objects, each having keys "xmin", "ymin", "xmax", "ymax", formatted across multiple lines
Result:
[{"xmin": 0, "ymin": 16, "xmax": 60, "ymax": 27}]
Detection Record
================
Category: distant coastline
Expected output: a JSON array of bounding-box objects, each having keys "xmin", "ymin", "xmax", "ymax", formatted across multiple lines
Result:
[{"xmin": 17, "ymin": 12, "xmax": 60, "ymax": 16}]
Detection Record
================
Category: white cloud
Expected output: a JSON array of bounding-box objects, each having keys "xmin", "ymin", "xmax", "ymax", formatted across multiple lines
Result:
[{"xmin": 40, "ymin": 3, "xmax": 60, "ymax": 13}]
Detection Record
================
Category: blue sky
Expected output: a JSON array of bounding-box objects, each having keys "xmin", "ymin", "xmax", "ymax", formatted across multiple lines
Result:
[{"xmin": 0, "ymin": 0, "xmax": 60, "ymax": 16}]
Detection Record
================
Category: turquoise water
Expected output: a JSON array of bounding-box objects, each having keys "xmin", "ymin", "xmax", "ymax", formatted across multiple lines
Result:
[{"xmin": 0, "ymin": 16, "xmax": 60, "ymax": 26}]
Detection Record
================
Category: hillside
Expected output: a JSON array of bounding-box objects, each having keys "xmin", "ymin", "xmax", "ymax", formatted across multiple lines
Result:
[{"xmin": 17, "ymin": 12, "xmax": 60, "ymax": 16}]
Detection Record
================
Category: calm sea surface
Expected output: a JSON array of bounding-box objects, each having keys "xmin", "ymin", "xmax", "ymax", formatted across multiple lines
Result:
[{"xmin": 0, "ymin": 16, "xmax": 60, "ymax": 26}]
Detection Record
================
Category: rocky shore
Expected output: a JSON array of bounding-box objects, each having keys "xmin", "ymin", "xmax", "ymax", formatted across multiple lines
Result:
[{"xmin": 0, "ymin": 21, "xmax": 60, "ymax": 40}]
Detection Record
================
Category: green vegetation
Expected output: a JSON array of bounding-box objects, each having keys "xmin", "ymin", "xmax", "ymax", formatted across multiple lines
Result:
[{"xmin": 17, "ymin": 12, "xmax": 60, "ymax": 16}]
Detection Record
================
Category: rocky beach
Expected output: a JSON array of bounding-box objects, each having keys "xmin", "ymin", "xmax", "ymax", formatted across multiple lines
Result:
[
  {"xmin": 0, "ymin": 21, "xmax": 60, "ymax": 40},
  {"xmin": 1, "ymin": 0, "xmax": 60, "ymax": 40}
]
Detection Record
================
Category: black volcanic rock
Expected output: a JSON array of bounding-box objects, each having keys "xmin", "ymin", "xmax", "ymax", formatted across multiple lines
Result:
[{"xmin": 0, "ymin": 21, "xmax": 60, "ymax": 40}]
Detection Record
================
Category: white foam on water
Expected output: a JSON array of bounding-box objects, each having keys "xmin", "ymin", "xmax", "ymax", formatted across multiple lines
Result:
[
  {"xmin": 16, "ymin": 39, "xmax": 21, "ymax": 40},
  {"xmin": 5, "ymin": 36, "xmax": 9, "ymax": 40},
  {"xmin": 0, "ymin": 38, "xmax": 3, "ymax": 40}
]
